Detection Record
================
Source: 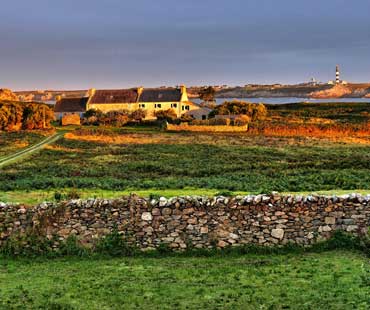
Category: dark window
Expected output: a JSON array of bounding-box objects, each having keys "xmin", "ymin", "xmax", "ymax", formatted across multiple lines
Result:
[
  {"xmin": 139, "ymin": 104, "xmax": 145, "ymax": 108},
  {"xmin": 171, "ymin": 103, "xmax": 177, "ymax": 108},
  {"xmin": 155, "ymin": 103, "xmax": 162, "ymax": 109},
  {"xmin": 202, "ymin": 115, "xmax": 207, "ymax": 120}
]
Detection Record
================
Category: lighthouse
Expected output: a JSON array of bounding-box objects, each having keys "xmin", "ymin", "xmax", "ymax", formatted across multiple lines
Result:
[{"xmin": 336, "ymin": 65, "xmax": 340, "ymax": 84}]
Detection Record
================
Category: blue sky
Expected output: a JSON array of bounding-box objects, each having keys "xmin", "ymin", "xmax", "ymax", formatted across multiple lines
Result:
[{"xmin": 1, "ymin": 0, "xmax": 370, "ymax": 90}]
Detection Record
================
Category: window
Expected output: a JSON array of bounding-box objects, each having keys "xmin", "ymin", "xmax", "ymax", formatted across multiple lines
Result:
[
  {"xmin": 155, "ymin": 103, "xmax": 162, "ymax": 109},
  {"xmin": 171, "ymin": 103, "xmax": 177, "ymax": 108},
  {"xmin": 202, "ymin": 115, "xmax": 207, "ymax": 120},
  {"xmin": 139, "ymin": 104, "xmax": 145, "ymax": 109},
  {"xmin": 182, "ymin": 105, "xmax": 190, "ymax": 111}
]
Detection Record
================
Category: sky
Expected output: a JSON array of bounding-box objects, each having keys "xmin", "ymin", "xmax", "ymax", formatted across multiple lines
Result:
[{"xmin": 1, "ymin": 0, "xmax": 370, "ymax": 90}]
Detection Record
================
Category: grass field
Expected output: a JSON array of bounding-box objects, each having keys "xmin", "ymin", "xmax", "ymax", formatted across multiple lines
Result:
[
  {"xmin": 0, "ymin": 250, "xmax": 369, "ymax": 309},
  {"xmin": 267, "ymin": 102, "xmax": 370, "ymax": 124},
  {"xmin": 0, "ymin": 131, "xmax": 369, "ymax": 195}
]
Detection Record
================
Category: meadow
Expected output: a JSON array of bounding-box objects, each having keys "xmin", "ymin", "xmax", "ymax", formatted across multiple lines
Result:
[
  {"xmin": 0, "ymin": 250, "xmax": 369, "ymax": 309},
  {"xmin": 0, "ymin": 130, "xmax": 369, "ymax": 200}
]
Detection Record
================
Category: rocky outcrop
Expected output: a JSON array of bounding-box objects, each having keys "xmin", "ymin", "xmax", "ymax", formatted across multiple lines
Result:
[
  {"xmin": 310, "ymin": 84, "xmax": 352, "ymax": 99},
  {"xmin": 0, "ymin": 88, "xmax": 19, "ymax": 101},
  {"xmin": 0, "ymin": 194, "xmax": 369, "ymax": 251}
]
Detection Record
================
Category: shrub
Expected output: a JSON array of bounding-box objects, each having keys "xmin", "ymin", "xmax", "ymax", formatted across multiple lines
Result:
[
  {"xmin": 54, "ymin": 191, "xmax": 63, "ymax": 202},
  {"xmin": 234, "ymin": 115, "xmax": 251, "ymax": 126},
  {"xmin": 105, "ymin": 110, "xmax": 130, "ymax": 127},
  {"xmin": 130, "ymin": 109, "xmax": 146, "ymax": 122},
  {"xmin": 155, "ymin": 109, "xmax": 178, "ymax": 122},
  {"xmin": 210, "ymin": 100, "xmax": 267, "ymax": 121},
  {"xmin": 180, "ymin": 114, "xmax": 194, "ymax": 122}
]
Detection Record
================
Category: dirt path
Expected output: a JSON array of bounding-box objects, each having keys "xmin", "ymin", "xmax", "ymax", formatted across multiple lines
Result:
[{"xmin": 0, "ymin": 132, "xmax": 64, "ymax": 168}]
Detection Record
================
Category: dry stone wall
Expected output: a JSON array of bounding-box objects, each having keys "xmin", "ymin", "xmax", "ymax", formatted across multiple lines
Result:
[{"xmin": 1, "ymin": 194, "xmax": 369, "ymax": 250}]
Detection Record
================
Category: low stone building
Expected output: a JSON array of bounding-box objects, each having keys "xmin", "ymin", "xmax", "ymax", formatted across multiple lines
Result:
[
  {"xmin": 54, "ymin": 97, "xmax": 89, "ymax": 121},
  {"xmin": 54, "ymin": 86, "xmax": 210, "ymax": 122}
]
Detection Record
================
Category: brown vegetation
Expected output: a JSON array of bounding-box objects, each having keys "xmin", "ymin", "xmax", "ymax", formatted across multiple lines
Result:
[
  {"xmin": 249, "ymin": 122, "xmax": 370, "ymax": 144},
  {"xmin": 210, "ymin": 100, "xmax": 267, "ymax": 120},
  {"xmin": 0, "ymin": 89, "xmax": 19, "ymax": 101},
  {"xmin": 82, "ymin": 109, "xmax": 146, "ymax": 126},
  {"xmin": 0, "ymin": 101, "xmax": 54, "ymax": 131},
  {"xmin": 166, "ymin": 123, "xmax": 248, "ymax": 132}
]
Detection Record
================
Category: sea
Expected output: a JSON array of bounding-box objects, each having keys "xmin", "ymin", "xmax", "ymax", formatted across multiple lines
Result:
[
  {"xmin": 192, "ymin": 97, "xmax": 370, "ymax": 105},
  {"xmin": 46, "ymin": 97, "xmax": 370, "ymax": 106}
]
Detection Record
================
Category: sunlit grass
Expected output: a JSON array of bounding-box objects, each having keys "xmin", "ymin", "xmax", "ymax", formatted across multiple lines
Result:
[{"xmin": 1, "ymin": 188, "xmax": 369, "ymax": 205}]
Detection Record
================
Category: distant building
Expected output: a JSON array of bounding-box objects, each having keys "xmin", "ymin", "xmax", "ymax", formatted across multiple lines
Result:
[
  {"xmin": 336, "ymin": 65, "xmax": 340, "ymax": 84},
  {"xmin": 328, "ymin": 65, "xmax": 347, "ymax": 85},
  {"xmin": 54, "ymin": 86, "xmax": 209, "ymax": 122},
  {"xmin": 54, "ymin": 97, "xmax": 89, "ymax": 120}
]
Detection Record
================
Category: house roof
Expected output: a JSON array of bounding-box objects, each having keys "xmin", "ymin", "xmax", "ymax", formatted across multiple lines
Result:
[
  {"xmin": 139, "ymin": 88, "xmax": 182, "ymax": 102},
  {"xmin": 89, "ymin": 89, "xmax": 138, "ymax": 104},
  {"xmin": 54, "ymin": 97, "xmax": 88, "ymax": 112}
]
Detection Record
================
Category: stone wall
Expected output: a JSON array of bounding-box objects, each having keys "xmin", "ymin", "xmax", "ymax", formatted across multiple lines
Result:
[{"xmin": 0, "ymin": 194, "xmax": 369, "ymax": 250}]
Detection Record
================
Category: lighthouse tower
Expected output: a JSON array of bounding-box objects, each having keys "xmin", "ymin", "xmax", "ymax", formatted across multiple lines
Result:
[{"xmin": 336, "ymin": 65, "xmax": 340, "ymax": 84}]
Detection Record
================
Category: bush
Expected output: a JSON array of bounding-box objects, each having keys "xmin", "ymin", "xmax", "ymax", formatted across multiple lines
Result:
[
  {"xmin": 210, "ymin": 100, "xmax": 267, "ymax": 121},
  {"xmin": 155, "ymin": 109, "xmax": 178, "ymax": 123},
  {"xmin": 130, "ymin": 109, "xmax": 146, "ymax": 122},
  {"xmin": 83, "ymin": 109, "xmax": 147, "ymax": 126}
]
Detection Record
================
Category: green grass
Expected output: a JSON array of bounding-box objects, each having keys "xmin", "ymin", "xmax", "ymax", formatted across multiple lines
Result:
[
  {"xmin": 268, "ymin": 102, "xmax": 370, "ymax": 123},
  {"xmin": 0, "ymin": 135, "xmax": 369, "ymax": 194},
  {"xmin": 0, "ymin": 250, "xmax": 369, "ymax": 309},
  {"xmin": 1, "ymin": 188, "xmax": 370, "ymax": 205}
]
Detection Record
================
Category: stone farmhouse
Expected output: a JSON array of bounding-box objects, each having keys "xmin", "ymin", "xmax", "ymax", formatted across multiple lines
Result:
[{"xmin": 54, "ymin": 86, "xmax": 211, "ymax": 122}]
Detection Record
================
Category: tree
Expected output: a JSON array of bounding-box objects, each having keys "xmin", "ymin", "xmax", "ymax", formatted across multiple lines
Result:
[
  {"xmin": 199, "ymin": 86, "xmax": 216, "ymax": 103},
  {"xmin": 209, "ymin": 100, "xmax": 267, "ymax": 121},
  {"xmin": 0, "ymin": 101, "xmax": 53, "ymax": 131},
  {"xmin": 22, "ymin": 103, "xmax": 54, "ymax": 130}
]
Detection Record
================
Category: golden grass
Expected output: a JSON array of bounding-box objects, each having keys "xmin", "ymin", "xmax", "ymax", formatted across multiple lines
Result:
[
  {"xmin": 44, "ymin": 144, "xmax": 83, "ymax": 153},
  {"xmin": 166, "ymin": 123, "xmax": 248, "ymax": 132},
  {"xmin": 65, "ymin": 123, "xmax": 370, "ymax": 147},
  {"xmin": 249, "ymin": 123, "xmax": 370, "ymax": 144}
]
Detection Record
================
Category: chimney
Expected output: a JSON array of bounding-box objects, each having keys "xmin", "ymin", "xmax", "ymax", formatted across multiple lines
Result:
[
  {"xmin": 87, "ymin": 88, "xmax": 96, "ymax": 97},
  {"xmin": 137, "ymin": 87, "xmax": 144, "ymax": 101},
  {"xmin": 180, "ymin": 84, "xmax": 188, "ymax": 102}
]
